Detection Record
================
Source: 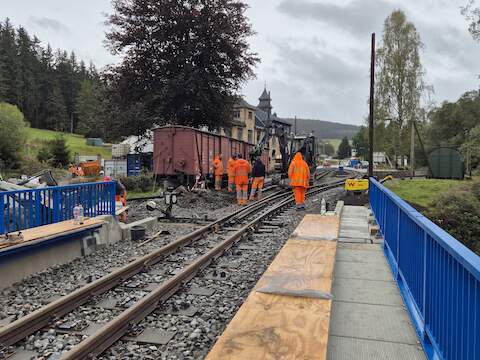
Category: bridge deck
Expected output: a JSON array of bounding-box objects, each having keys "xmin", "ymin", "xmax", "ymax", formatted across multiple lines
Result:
[
  {"xmin": 328, "ymin": 206, "xmax": 425, "ymax": 360},
  {"xmin": 206, "ymin": 206, "xmax": 426, "ymax": 359}
]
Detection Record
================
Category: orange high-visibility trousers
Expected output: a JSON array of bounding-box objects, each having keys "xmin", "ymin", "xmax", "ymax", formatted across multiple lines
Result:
[
  {"xmin": 250, "ymin": 177, "xmax": 265, "ymax": 200},
  {"xmin": 292, "ymin": 187, "xmax": 306, "ymax": 205},
  {"xmin": 236, "ymin": 184, "xmax": 248, "ymax": 205}
]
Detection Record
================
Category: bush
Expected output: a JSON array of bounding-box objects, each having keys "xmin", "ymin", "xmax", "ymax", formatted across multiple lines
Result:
[
  {"xmin": 37, "ymin": 146, "xmax": 52, "ymax": 163},
  {"xmin": 0, "ymin": 103, "xmax": 28, "ymax": 168},
  {"xmin": 427, "ymin": 188, "xmax": 480, "ymax": 255},
  {"xmin": 119, "ymin": 174, "xmax": 154, "ymax": 192},
  {"xmin": 49, "ymin": 136, "xmax": 71, "ymax": 167},
  {"xmin": 19, "ymin": 157, "xmax": 46, "ymax": 176}
]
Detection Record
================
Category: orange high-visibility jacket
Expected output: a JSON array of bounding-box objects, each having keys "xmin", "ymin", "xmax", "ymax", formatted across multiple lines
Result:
[
  {"xmin": 213, "ymin": 156, "xmax": 224, "ymax": 176},
  {"xmin": 227, "ymin": 158, "xmax": 236, "ymax": 177},
  {"xmin": 234, "ymin": 159, "xmax": 251, "ymax": 185},
  {"xmin": 288, "ymin": 153, "xmax": 310, "ymax": 188}
]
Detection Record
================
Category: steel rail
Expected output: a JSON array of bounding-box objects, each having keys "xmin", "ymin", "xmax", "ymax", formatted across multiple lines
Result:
[
  {"xmin": 60, "ymin": 181, "xmax": 344, "ymax": 360},
  {"xmin": 0, "ymin": 188, "xmax": 289, "ymax": 347}
]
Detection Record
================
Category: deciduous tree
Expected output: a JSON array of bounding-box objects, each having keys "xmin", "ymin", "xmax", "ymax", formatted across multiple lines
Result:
[
  {"xmin": 0, "ymin": 102, "xmax": 27, "ymax": 168},
  {"xmin": 375, "ymin": 10, "xmax": 429, "ymax": 165},
  {"xmin": 105, "ymin": 0, "xmax": 259, "ymax": 134}
]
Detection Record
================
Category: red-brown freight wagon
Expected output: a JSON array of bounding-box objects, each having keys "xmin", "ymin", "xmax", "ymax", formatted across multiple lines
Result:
[{"xmin": 153, "ymin": 126, "xmax": 270, "ymax": 185}]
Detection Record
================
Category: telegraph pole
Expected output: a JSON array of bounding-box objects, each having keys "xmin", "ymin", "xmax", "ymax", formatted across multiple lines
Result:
[
  {"xmin": 368, "ymin": 33, "xmax": 375, "ymax": 178},
  {"xmin": 410, "ymin": 121, "xmax": 415, "ymax": 178}
]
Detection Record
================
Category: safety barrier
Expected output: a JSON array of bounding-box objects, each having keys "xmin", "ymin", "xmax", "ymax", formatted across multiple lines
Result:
[
  {"xmin": 0, "ymin": 182, "xmax": 116, "ymax": 235},
  {"xmin": 369, "ymin": 178, "xmax": 480, "ymax": 360}
]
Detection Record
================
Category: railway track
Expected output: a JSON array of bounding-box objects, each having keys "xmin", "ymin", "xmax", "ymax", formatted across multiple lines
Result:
[{"xmin": 1, "ymin": 175, "xmax": 344, "ymax": 359}]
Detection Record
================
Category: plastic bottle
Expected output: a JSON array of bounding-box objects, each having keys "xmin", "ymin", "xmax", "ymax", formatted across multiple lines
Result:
[
  {"xmin": 78, "ymin": 204, "xmax": 84, "ymax": 224},
  {"xmin": 73, "ymin": 205, "xmax": 80, "ymax": 225},
  {"xmin": 321, "ymin": 198, "xmax": 327, "ymax": 215}
]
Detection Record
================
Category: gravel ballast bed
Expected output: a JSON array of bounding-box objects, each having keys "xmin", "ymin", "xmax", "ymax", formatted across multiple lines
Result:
[
  {"xmin": 2, "ymin": 187, "xmax": 343, "ymax": 359},
  {"xmin": 100, "ymin": 188, "xmax": 342, "ymax": 360}
]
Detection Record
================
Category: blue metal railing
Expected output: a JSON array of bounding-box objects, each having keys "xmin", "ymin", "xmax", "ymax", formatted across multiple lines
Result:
[
  {"xmin": 0, "ymin": 182, "xmax": 116, "ymax": 235},
  {"xmin": 369, "ymin": 178, "xmax": 480, "ymax": 360}
]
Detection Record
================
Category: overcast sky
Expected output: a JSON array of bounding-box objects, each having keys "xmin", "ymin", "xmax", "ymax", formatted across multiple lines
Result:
[{"xmin": 2, "ymin": 0, "xmax": 480, "ymax": 125}]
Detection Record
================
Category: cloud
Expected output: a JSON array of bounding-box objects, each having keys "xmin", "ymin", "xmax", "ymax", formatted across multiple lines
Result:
[
  {"xmin": 269, "ymin": 39, "xmax": 369, "ymax": 122},
  {"xmin": 29, "ymin": 17, "xmax": 70, "ymax": 33},
  {"xmin": 278, "ymin": 0, "xmax": 392, "ymax": 35}
]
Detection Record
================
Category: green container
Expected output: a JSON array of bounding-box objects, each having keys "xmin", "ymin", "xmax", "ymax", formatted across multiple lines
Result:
[
  {"xmin": 86, "ymin": 138, "xmax": 104, "ymax": 147},
  {"xmin": 428, "ymin": 147, "xmax": 464, "ymax": 180}
]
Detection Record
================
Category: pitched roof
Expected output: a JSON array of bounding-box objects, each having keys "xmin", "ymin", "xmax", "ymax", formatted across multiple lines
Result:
[
  {"xmin": 255, "ymin": 107, "xmax": 292, "ymax": 127},
  {"xmin": 234, "ymin": 98, "xmax": 256, "ymax": 111}
]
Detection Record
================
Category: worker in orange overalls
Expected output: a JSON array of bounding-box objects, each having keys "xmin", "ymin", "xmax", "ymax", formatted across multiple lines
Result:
[
  {"xmin": 249, "ymin": 158, "xmax": 266, "ymax": 201},
  {"xmin": 227, "ymin": 155, "xmax": 237, "ymax": 193},
  {"xmin": 212, "ymin": 154, "xmax": 224, "ymax": 191},
  {"xmin": 288, "ymin": 151, "xmax": 310, "ymax": 210},
  {"xmin": 104, "ymin": 175, "xmax": 128, "ymax": 222},
  {"xmin": 234, "ymin": 154, "xmax": 251, "ymax": 205}
]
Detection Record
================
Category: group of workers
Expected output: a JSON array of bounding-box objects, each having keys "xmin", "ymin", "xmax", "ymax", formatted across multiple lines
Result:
[{"xmin": 212, "ymin": 150, "xmax": 310, "ymax": 210}]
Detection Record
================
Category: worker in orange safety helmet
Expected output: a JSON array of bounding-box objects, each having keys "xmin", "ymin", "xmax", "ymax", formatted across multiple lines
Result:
[
  {"xmin": 212, "ymin": 154, "xmax": 224, "ymax": 191},
  {"xmin": 288, "ymin": 151, "xmax": 310, "ymax": 210},
  {"xmin": 249, "ymin": 158, "xmax": 266, "ymax": 201},
  {"xmin": 234, "ymin": 153, "xmax": 251, "ymax": 205},
  {"xmin": 227, "ymin": 155, "xmax": 237, "ymax": 193}
]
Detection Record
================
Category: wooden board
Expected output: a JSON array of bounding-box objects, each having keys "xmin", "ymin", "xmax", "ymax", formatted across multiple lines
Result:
[
  {"xmin": 1, "ymin": 219, "xmax": 105, "ymax": 249},
  {"xmin": 291, "ymin": 214, "xmax": 339, "ymax": 241},
  {"xmin": 206, "ymin": 216, "xmax": 339, "ymax": 360}
]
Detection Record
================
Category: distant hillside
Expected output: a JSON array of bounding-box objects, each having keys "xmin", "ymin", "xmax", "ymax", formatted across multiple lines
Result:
[{"xmin": 284, "ymin": 118, "xmax": 360, "ymax": 139}]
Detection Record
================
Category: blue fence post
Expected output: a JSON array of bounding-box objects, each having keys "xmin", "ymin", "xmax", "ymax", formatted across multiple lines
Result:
[
  {"xmin": 52, "ymin": 188, "xmax": 61, "ymax": 223},
  {"xmin": 0, "ymin": 194, "xmax": 5, "ymax": 235},
  {"xmin": 110, "ymin": 181, "xmax": 116, "ymax": 216}
]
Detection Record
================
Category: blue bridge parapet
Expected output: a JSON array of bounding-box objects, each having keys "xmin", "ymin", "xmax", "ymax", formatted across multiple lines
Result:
[
  {"xmin": 0, "ymin": 181, "xmax": 116, "ymax": 234},
  {"xmin": 369, "ymin": 178, "xmax": 480, "ymax": 360}
]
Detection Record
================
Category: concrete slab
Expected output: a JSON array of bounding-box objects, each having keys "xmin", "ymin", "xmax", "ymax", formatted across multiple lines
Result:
[
  {"xmin": 338, "ymin": 230, "xmax": 370, "ymax": 239},
  {"xmin": 337, "ymin": 237, "xmax": 368, "ymax": 243},
  {"xmin": 328, "ymin": 205, "xmax": 426, "ymax": 360},
  {"xmin": 330, "ymin": 301, "xmax": 418, "ymax": 344},
  {"xmin": 334, "ymin": 256, "xmax": 393, "ymax": 282},
  {"xmin": 337, "ymin": 243, "xmax": 382, "ymax": 251},
  {"xmin": 332, "ymin": 278, "xmax": 403, "ymax": 306},
  {"xmin": 328, "ymin": 336, "xmax": 426, "ymax": 360},
  {"xmin": 335, "ymin": 249, "xmax": 388, "ymax": 264}
]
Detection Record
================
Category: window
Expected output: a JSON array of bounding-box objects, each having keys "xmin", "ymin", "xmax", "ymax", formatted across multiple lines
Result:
[
  {"xmin": 237, "ymin": 128, "xmax": 243, "ymax": 141},
  {"xmin": 248, "ymin": 111, "xmax": 253, "ymax": 120},
  {"xmin": 248, "ymin": 130, "xmax": 253, "ymax": 143},
  {"xmin": 256, "ymin": 131, "xmax": 261, "ymax": 144},
  {"xmin": 234, "ymin": 110, "xmax": 240, "ymax": 119},
  {"xmin": 224, "ymin": 128, "xmax": 232, "ymax": 138}
]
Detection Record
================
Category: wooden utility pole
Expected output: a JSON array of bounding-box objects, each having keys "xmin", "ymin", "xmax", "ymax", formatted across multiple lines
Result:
[
  {"xmin": 410, "ymin": 121, "xmax": 415, "ymax": 178},
  {"xmin": 368, "ymin": 33, "xmax": 375, "ymax": 178}
]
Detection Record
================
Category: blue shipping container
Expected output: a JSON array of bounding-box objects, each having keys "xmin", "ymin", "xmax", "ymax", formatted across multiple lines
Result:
[
  {"xmin": 127, "ymin": 154, "xmax": 142, "ymax": 177},
  {"xmin": 349, "ymin": 159, "xmax": 360, "ymax": 167}
]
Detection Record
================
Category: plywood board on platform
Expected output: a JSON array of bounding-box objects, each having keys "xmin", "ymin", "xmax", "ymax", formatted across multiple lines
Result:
[
  {"xmin": 206, "ymin": 234, "xmax": 337, "ymax": 360},
  {"xmin": 266, "ymin": 241, "xmax": 336, "ymax": 280},
  {"xmin": 291, "ymin": 214, "xmax": 339, "ymax": 241},
  {"xmin": 0, "ymin": 219, "xmax": 106, "ymax": 250},
  {"xmin": 206, "ymin": 292, "xmax": 332, "ymax": 360}
]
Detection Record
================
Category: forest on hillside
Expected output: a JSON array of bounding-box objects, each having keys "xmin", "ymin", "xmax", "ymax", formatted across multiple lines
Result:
[{"xmin": 0, "ymin": 19, "xmax": 101, "ymax": 136}]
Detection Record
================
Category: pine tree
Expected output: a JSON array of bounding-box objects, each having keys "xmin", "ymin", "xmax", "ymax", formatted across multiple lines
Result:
[
  {"xmin": 75, "ymin": 79, "xmax": 100, "ymax": 136},
  {"xmin": 0, "ymin": 19, "xmax": 19, "ymax": 105},
  {"xmin": 337, "ymin": 137, "xmax": 352, "ymax": 159}
]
